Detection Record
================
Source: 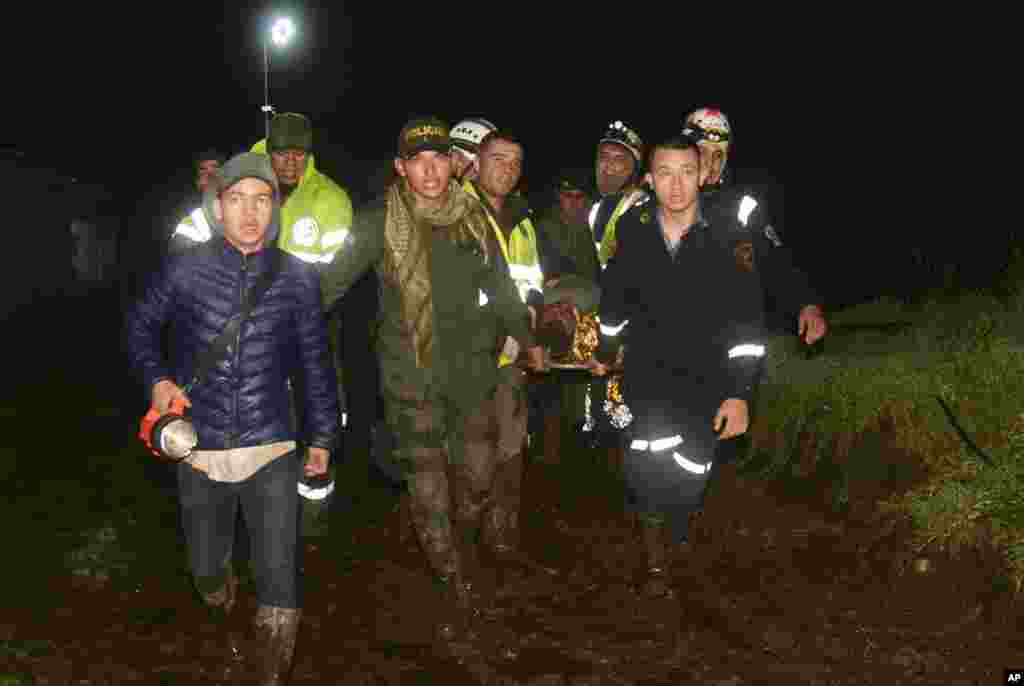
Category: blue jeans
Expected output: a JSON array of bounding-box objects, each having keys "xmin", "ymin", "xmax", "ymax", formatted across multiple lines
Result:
[{"xmin": 177, "ymin": 451, "xmax": 300, "ymax": 608}]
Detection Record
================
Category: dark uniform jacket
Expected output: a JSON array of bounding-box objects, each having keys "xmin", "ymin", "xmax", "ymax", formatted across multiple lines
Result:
[
  {"xmin": 702, "ymin": 186, "xmax": 817, "ymax": 331},
  {"xmin": 598, "ymin": 199, "xmax": 765, "ymax": 427}
]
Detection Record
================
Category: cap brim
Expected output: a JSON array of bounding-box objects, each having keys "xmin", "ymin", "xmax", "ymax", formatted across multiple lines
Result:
[{"xmin": 402, "ymin": 142, "xmax": 451, "ymax": 159}]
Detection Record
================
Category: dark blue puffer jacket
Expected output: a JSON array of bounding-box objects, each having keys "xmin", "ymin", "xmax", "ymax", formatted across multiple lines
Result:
[{"xmin": 126, "ymin": 237, "xmax": 338, "ymax": 451}]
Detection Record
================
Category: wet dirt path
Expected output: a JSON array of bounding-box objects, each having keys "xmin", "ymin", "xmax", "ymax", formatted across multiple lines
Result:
[{"xmin": 3, "ymin": 456, "xmax": 1022, "ymax": 685}]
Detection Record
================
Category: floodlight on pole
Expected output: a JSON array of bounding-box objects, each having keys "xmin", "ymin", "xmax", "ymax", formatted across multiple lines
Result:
[{"xmin": 263, "ymin": 16, "xmax": 296, "ymax": 140}]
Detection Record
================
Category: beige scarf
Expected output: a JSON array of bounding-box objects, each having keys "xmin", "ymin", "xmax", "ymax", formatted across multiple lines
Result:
[{"xmin": 382, "ymin": 180, "xmax": 492, "ymax": 367}]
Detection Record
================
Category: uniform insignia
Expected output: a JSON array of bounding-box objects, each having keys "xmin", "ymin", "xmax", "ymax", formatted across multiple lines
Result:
[
  {"xmin": 734, "ymin": 240, "xmax": 755, "ymax": 272},
  {"xmin": 292, "ymin": 216, "xmax": 319, "ymax": 247},
  {"xmin": 639, "ymin": 210, "xmax": 650, "ymax": 224},
  {"xmin": 763, "ymin": 223, "xmax": 783, "ymax": 247}
]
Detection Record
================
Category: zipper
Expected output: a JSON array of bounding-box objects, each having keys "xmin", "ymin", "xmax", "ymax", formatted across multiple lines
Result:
[{"xmin": 229, "ymin": 253, "xmax": 248, "ymax": 449}]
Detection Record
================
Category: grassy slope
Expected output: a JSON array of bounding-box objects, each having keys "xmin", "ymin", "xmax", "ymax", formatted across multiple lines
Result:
[{"xmin": 747, "ymin": 291, "xmax": 1024, "ymax": 589}]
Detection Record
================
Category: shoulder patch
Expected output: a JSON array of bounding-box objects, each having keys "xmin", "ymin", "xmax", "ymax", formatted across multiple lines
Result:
[{"xmin": 763, "ymin": 223, "xmax": 783, "ymax": 247}]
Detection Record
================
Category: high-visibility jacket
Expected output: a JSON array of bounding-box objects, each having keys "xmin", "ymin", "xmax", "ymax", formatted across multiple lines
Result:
[
  {"xmin": 250, "ymin": 140, "xmax": 354, "ymax": 266},
  {"xmin": 465, "ymin": 181, "xmax": 544, "ymax": 366},
  {"xmin": 171, "ymin": 206, "xmax": 214, "ymax": 245},
  {"xmin": 589, "ymin": 185, "xmax": 649, "ymax": 267}
]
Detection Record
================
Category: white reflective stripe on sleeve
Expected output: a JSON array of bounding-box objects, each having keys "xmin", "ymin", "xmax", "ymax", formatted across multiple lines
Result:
[
  {"xmin": 297, "ymin": 480, "xmax": 335, "ymax": 500},
  {"xmin": 630, "ymin": 439, "xmax": 649, "ymax": 451},
  {"xmin": 738, "ymin": 195, "xmax": 758, "ymax": 227},
  {"xmin": 728, "ymin": 344, "xmax": 766, "ymax": 359},
  {"xmin": 190, "ymin": 208, "xmax": 212, "ymax": 237},
  {"xmin": 588, "ymin": 203, "xmax": 600, "ymax": 231},
  {"xmin": 508, "ymin": 263, "xmax": 544, "ymax": 283},
  {"xmin": 599, "ymin": 319, "xmax": 629, "ymax": 337},
  {"xmin": 320, "ymin": 228, "xmax": 350, "ymax": 249},
  {"xmin": 478, "ymin": 290, "xmax": 489, "ymax": 306},
  {"xmin": 288, "ymin": 250, "xmax": 336, "ymax": 264},
  {"xmin": 341, "ymin": 412, "xmax": 348, "ymax": 428},
  {"xmin": 650, "ymin": 435, "xmax": 684, "ymax": 452},
  {"xmin": 173, "ymin": 221, "xmax": 210, "ymax": 243},
  {"xmin": 673, "ymin": 451, "xmax": 710, "ymax": 475}
]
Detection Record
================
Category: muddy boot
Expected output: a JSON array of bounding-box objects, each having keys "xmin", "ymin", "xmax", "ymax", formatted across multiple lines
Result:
[
  {"xmin": 639, "ymin": 516, "xmax": 675, "ymax": 599},
  {"xmin": 251, "ymin": 605, "xmax": 302, "ymax": 686},
  {"xmin": 199, "ymin": 565, "xmax": 244, "ymax": 683}
]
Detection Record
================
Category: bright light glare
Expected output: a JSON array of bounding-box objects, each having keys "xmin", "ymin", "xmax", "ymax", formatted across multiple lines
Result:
[{"xmin": 271, "ymin": 17, "xmax": 295, "ymax": 46}]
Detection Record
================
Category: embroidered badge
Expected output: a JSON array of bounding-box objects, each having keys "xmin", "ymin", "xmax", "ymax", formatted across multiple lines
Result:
[
  {"xmin": 763, "ymin": 223, "xmax": 783, "ymax": 247},
  {"xmin": 639, "ymin": 210, "xmax": 650, "ymax": 224},
  {"xmin": 734, "ymin": 240, "xmax": 755, "ymax": 272}
]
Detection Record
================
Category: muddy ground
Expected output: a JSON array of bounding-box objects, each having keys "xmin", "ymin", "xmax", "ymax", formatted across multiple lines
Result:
[{"xmin": 2, "ymin": 290, "xmax": 1022, "ymax": 685}]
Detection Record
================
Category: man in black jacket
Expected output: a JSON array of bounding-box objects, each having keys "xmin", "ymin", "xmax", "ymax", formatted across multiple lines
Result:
[
  {"xmin": 126, "ymin": 152, "xmax": 337, "ymax": 683},
  {"xmin": 595, "ymin": 135, "xmax": 764, "ymax": 598}
]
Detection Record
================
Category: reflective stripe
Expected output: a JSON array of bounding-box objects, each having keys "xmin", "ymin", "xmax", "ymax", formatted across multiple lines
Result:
[
  {"xmin": 341, "ymin": 412, "xmax": 348, "ymax": 428},
  {"xmin": 673, "ymin": 451, "xmax": 710, "ymax": 475},
  {"xmin": 588, "ymin": 202, "xmax": 600, "ymax": 231},
  {"xmin": 320, "ymin": 228, "xmax": 349, "ymax": 249},
  {"xmin": 190, "ymin": 208, "xmax": 211, "ymax": 235},
  {"xmin": 650, "ymin": 435, "xmax": 683, "ymax": 452},
  {"xmin": 630, "ymin": 435, "xmax": 683, "ymax": 452},
  {"xmin": 288, "ymin": 250, "xmax": 336, "ymax": 264},
  {"xmin": 599, "ymin": 319, "xmax": 629, "ymax": 337},
  {"xmin": 478, "ymin": 290, "xmax": 489, "ymax": 306},
  {"xmin": 509, "ymin": 263, "xmax": 544, "ymax": 283},
  {"xmin": 738, "ymin": 195, "xmax": 758, "ymax": 227},
  {"xmin": 728, "ymin": 344, "xmax": 766, "ymax": 359},
  {"xmin": 173, "ymin": 221, "xmax": 210, "ymax": 243},
  {"xmin": 297, "ymin": 479, "xmax": 335, "ymax": 500}
]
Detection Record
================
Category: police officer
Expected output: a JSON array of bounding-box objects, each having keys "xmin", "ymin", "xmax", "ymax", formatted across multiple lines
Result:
[
  {"xmin": 683, "ymin": 107, "xmax": 825, "ymax": 468},
  {"xmin": 320, "ymin": 117, "xmax": 544, "ymax": 647},
  {"xmin": 250, "ymin": 113, "xmax": 357, "ymax": 534},
  {"xmin": 596, "ymin": 134, "xmax": 765, "ymax": 598},
  {"xmin": 462, "ymin": 129, "xmax": 546, "ymax": 555}
]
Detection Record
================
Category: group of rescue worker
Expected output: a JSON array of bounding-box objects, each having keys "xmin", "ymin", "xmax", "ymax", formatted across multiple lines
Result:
[{"xmin": 126, "ymin": 107, "xmax": 825, "ymax": 682}]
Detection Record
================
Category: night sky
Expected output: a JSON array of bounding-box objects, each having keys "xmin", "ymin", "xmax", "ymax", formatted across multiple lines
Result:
[{"xmin": 19, "ymin": 2, "xmax": 789, "ymax": 203}]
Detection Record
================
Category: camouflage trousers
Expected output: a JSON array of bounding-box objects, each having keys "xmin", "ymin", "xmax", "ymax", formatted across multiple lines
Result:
[{"xmin": 387, "ymin": 372, "xmax": 524, "ymax": 582}]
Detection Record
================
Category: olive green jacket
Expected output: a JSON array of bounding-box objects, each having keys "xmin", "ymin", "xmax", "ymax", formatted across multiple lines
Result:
[{"xmin": 321, "ymin": 195, "xmax": 535, "ymax": 407}]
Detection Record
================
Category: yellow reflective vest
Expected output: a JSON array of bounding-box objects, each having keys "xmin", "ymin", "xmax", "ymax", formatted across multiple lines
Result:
[
  {"xmin": 465, "ymin": 181, "xmax": 543, "ymax": 366},
  {"xmin": 250, "ymin": 140, "xmax": 354, "ymax": 266},
  {"xmin": 592, "ymin": 185, "xmax": 649, "ymax": 267}
]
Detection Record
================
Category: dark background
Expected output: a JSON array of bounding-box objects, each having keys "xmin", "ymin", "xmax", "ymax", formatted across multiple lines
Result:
[{"xmin": 4, "ymin": 3, "xmax": 1016, "ymax": 312}]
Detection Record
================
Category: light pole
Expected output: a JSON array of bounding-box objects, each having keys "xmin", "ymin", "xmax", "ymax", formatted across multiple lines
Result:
[{"xmin": 263, "ymin": 16, "xmax": 296, "ymax": 139}]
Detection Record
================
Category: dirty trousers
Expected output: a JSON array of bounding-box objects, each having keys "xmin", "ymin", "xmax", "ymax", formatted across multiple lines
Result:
[
  {"xmin": 624, "ymin": 400, "xmax": 718, "ymax": 544},
  {"xmin": 387, "ymin": 381, "xmax": 519, "ymax": 576},
  {"xmin": 177, "ymin": 452, "xmax": 300, "ymax": 608}
]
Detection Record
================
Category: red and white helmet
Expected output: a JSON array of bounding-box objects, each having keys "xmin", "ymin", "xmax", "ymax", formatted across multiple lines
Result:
[
  {"xmin": 451, "ymin": 117, "xmax": 497, "ymax": 157},
  {"xmin": 682, "ymin": 107, "xmax": 732, "ymax": 152}
]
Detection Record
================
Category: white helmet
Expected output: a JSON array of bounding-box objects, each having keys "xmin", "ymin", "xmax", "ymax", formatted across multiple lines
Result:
[
  {"xmin": 682, "ymin": 107, "xmax": 732, "ymax": 151},
  {"xmin": 451, "ymin": 117, "xmax": 497, "ymax": 157}
]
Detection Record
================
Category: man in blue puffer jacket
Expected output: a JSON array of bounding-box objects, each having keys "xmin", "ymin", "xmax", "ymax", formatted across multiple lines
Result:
[{"xmin": 126, "ymin": 152, "xmax": 337, "ymax": 684}]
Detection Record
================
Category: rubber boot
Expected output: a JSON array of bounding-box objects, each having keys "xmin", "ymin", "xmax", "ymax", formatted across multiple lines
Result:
[
  {"xmin": 251, "ymin": 605, "xmax": 302, "ymax": 686},
  {"xmin": 200, "ymin": 565, "xmax": 244, "ymax": 683}
]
